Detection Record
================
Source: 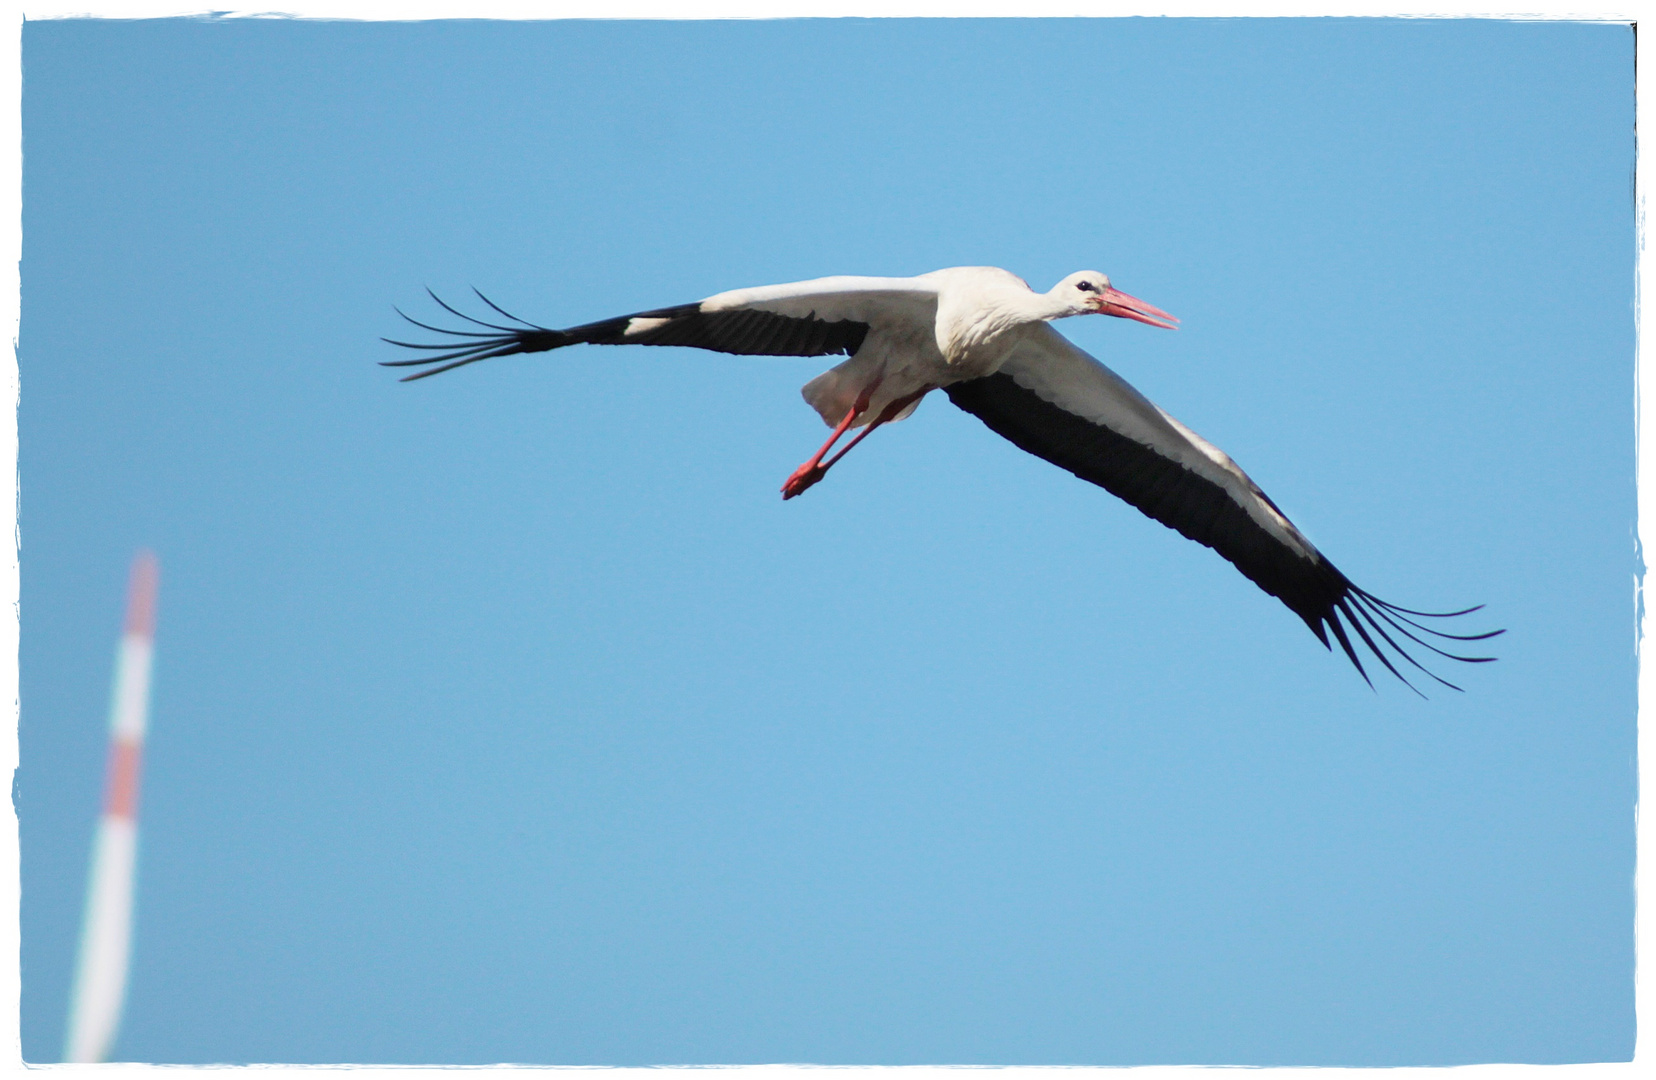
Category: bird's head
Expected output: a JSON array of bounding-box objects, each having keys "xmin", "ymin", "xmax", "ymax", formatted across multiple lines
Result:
[{"xmin": 1052, "ymin": 271, "xmax": 1178, "ymax": 329}]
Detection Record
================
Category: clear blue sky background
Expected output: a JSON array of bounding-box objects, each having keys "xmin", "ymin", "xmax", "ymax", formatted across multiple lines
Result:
[{"xmin": 18, "ymin": 16, "xmax": 1634, "ymax": 1066}]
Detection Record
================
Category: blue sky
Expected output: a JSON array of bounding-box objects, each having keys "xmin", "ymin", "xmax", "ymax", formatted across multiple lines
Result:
[{"xmin": 18, "ymin": 16, "xmax": 1634, "ymax": 1065}]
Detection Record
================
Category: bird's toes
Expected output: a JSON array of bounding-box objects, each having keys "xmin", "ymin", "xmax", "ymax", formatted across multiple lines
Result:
[{"xmin": 781, "ymin": 464, "xmax": 827, "ymax": 500}]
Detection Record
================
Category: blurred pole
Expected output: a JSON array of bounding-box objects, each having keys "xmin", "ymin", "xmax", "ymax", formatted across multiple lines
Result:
[{"xmin": 64, "ymin": 551, "xmax": 159, "ymax": 1063}]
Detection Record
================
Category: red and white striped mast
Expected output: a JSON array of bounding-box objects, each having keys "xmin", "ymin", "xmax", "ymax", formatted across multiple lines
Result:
[{"xmin": 63, "ymin": 551, "xmax": 158, "ymax": 1063}]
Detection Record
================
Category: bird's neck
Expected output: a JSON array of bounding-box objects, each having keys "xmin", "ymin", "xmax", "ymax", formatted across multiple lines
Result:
[
  {"xmin": 1031, "ymin": 287, "xmax": 1081, "ymax": 322},
  {"xmin": 938, "ymin": 288, "xmax": 1069, "ymax": 369},
  {"xmin": 978, "ymin": 287, "xmax": 1074, "ymax": 327}
]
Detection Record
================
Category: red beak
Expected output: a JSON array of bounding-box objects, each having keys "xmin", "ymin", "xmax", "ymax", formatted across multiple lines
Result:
[{"xmin": 1098, "ymin": 287, "xmax": 1178, "ymax": 329}]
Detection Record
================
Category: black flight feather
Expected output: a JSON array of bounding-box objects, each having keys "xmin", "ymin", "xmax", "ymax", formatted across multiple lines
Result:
[
  {"xmin": 382, "ymin": 290, "xmax": 872, "ymax": 383},
  {"xmin": 944, "ymin": 371, "xmax": 1501, "ymax": 691}
]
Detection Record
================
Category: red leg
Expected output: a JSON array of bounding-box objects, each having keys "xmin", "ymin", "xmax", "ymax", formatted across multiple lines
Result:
[
  {"xmin": 781, "ymin": 405, "xmax": 860, "ymax": 500},
  {"xmin": 781, "ymin": 388, "xmax": 929, "ymax": 500},
  {"xmin": 781, "ymin": 382, "xmax": 883, "ymax": 499},
  {"xmin": 822, "ymin": 390, "xmax": 929, "ymax": 469}
]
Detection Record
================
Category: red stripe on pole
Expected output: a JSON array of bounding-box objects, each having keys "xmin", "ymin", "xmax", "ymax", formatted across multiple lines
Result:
[
  {"xmin": 103, "ymin": 740, "xmax": 142, "ymax": 820},
  {"xmin": 123, "ymin": 551, "xmax": 159, "ymax": 640}
]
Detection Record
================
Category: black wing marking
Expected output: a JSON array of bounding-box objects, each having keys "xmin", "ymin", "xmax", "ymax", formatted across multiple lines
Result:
[
  {"xmin": 945, "ymin": 372, "xmax": 1501, "ymax": 693},
  {"xmin": 381, "ymin": 290, "xmax": 871, "ymax": 382}
]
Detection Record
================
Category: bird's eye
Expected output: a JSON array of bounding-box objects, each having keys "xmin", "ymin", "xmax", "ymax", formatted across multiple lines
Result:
[{"xmin": 1076, "ymin": 281, "xmax": 1095, "ymax": 292}]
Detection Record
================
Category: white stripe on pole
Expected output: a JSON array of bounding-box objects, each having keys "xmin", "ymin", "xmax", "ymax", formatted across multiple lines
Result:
[{"xmin": 64, "ymin": 550, "xmax": 158, "ymax": 1064}]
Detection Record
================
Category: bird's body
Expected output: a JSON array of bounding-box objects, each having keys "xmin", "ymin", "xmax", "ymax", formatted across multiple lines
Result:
[
  {"xmin": 385, "ymin": 265, "xmax": 1498, "ymax": 692},
  {"xmin": 619, "ymin": 266, "xmax": 1135, "ymax": 427}
]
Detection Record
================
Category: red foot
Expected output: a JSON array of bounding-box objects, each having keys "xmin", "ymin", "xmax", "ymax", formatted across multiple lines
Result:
[
  {"xmin": 781, "ymin": 463, "xmax": 827, "ymax": 500},
  {"xmin": 778, "ymin": 387, "xmax": 932, "ymax": 501}
]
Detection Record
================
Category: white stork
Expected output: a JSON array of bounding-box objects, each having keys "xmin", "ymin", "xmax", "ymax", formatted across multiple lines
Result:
[{"xmin": 383, "ymin": 265, "xmax": 1499, "ymax": 692}]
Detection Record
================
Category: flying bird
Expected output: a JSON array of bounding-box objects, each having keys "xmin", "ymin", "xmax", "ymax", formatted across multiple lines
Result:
[{"xmin": 383, "ymin": 265, "xmax": 1499, "ymax": 692}]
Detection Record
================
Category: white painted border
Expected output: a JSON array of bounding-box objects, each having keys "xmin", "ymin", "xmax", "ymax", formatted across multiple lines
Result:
[
  {"xmin": 5, "ymin": 0, "xmax": 23, "ymax": 1073},
  {"xmin": 6, "ymin": 2, "xmax": 1649, "ymax": 20},
  {"xmin": 0, "ymin": 2, "xmax": 1641, "ymax": 1076}
]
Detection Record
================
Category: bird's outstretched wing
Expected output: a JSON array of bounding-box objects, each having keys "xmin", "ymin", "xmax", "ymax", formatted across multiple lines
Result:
[
  {"xmin": 944, "ymin": 324, "xmax": 1500, "ymax": 693},
  {"xmin": 382, "ymin": 276, "xmax": 940, "ymax": 382}
]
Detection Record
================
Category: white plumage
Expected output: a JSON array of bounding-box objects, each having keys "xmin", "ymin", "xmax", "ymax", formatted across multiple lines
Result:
[{"xmin": 384, "ymin": 265, "xmax": 1498, "ymax": 691}]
